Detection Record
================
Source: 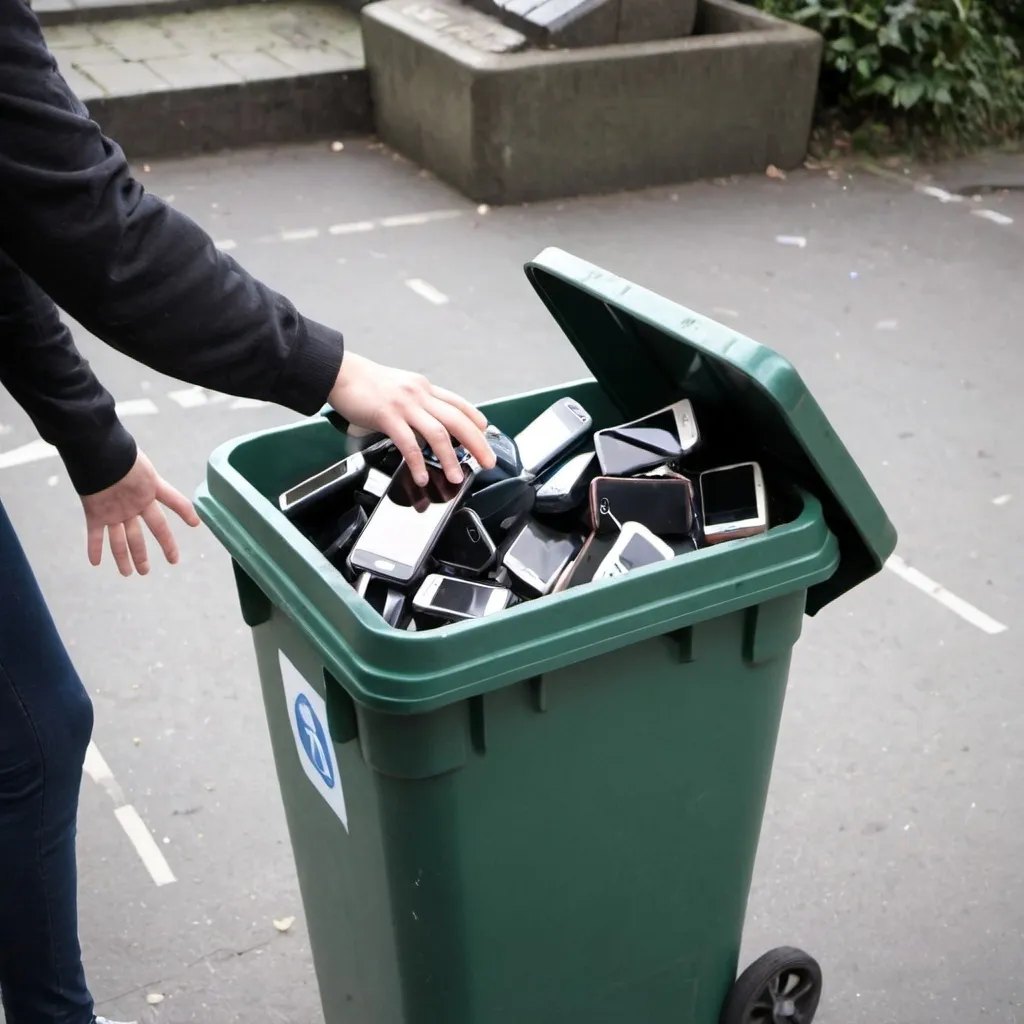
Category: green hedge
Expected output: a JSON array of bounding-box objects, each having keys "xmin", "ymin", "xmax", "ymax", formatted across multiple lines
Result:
[{"xmin": 757, "ymin": 0, "xmax": 1024, "ymax": 147}]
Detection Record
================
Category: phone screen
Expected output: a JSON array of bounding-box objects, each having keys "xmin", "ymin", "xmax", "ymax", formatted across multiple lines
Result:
[
  {"xmin": 351, "ymin": 462, "xmax": 470, "ymax": 576},
  {"xmin": 506, "ymin": 521, "xmax": 579, "ymax": 588},
  {"xmin": 618, "ymin": 533, "xmax": 670, "ymax": 571},
  {"xmin": 515, "ymin": 406, "xmax": 580, "ymax": 474},
  {"xmin": 434, "ymin": 578, "xmax": 499, "ymax": 617},
  {"xmin": 702, "ymin": 465, "xmax": 758, "ymax": 525}
]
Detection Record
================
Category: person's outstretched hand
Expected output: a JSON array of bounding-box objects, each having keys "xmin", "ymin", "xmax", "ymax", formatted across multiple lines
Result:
[
  {"xmin": 328, "ymin": 352, "xmax": 497, "ymax": 486},
  {"xmin": 80, "ymin": 451, "xmax": 201, "ymax": 576}
]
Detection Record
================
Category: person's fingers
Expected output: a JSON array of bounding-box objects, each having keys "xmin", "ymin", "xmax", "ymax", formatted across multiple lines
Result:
[
  {"xmin": 406, "ymin": 407, "xmax": 464, "ymax": 485},
  {"xmin": 429, "ymin": 384, "xmax": 488, "ymax": 431},
  {"xmin": 107, "ymin": 523, "xmax": 133, "ymax": 577},
  {"xmin": 155, "ymin": 478, "xmax": 201, "ymax": 527},
  {"xmin": 424, "ymin": 396, "xmax": 496, "ymax": 471},
  {"xmin": 87, "ymin": 522, "xmax": 104, "ymax": 567},
  {"xmin": 380, "ymin": 415, "xmax": 430, "ymax": 487},
  {"xmin": 125, "ymin": 518, "xmax": 150, "ymax": 576},
  {"xmin": 142, "ymin": 503, "xmax": 180, "ymax": 565}
]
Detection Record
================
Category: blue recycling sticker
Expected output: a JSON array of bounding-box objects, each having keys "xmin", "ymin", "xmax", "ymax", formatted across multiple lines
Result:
[{"xmin": 293, "ymin": 693, "xmax": 335, "ymax": 789}]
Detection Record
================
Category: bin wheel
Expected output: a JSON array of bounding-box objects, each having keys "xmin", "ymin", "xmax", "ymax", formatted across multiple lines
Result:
[{"xmin": 719, "ymin": 947, "xmax": 822, "ymax": 1024}]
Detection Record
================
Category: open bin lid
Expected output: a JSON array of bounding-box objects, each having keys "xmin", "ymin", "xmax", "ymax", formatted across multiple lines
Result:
[{"xmin": 523, "ymin": 247, "xmax": 896, "ymax": 615}]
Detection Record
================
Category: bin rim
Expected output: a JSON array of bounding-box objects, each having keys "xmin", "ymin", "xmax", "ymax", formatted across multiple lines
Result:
[
  {"xmin": 522, "ymin": 247, "xmax": 897, "ymax": 613},
  {"xmin": 197, "ymin": 409, "xmax": 840, "ymax": 715}
]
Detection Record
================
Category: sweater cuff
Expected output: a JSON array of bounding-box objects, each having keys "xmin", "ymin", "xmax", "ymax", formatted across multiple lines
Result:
[
  {"xmin": 271, "ymin": 317, "xmax": 344, "ymax": 415},
  {"xmin": 59, "ymin": 419, "xmax": 139, "ymax": 496}
]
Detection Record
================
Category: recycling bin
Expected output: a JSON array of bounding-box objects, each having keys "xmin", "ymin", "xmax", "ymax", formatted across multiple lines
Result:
[{"xmin": 195, "ymin": 247, "xmax": 896, "ymax": 1024}]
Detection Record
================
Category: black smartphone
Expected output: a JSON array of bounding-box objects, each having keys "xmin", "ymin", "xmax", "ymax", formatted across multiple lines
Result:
[
  {"xmin": 322, "ymin": 505, "xmax": 368, "ymax": 566},
  {"xmin": 433, "ymin": 508, "xmax": 497, "ymax": 575},
  {"xmin": 534, "ymin": 451, "xmax": 598, "ymax": 515},
  {"xmin": 554, "ymin": 531, "xmax": 618, "ymax": 591},
  {"xmin": 467, "ymin": 475, "xmax": 537, "ymax": 538},
  {"xmin": 355, "ymin": 572, "xmax": 410, "ymax": 628},
  {"xmin": 589, "ymin": 475, "xmax": 695, "ymax": 537}
]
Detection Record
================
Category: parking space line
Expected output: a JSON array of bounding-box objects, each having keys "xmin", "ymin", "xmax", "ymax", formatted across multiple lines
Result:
[
  {"xmin": 0, "ymin": 439, "xmax": 58, "ymax": 470},
  {"xmin": 85, "ymin": 741, "xmax": 177, "ymax": 888},
  {"xmin": 405, "ymin": 278, "xmax": 449, "ymax": 305},
  {"xmin": 885, "ymin": 555, "xmax": 1008, "ymax": 635}
]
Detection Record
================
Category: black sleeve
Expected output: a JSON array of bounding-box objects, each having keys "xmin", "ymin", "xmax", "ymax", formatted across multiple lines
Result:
[
  {"xmin": 0, "ymin": 0, "xmax": 343, "ymax": 417},
  {"xmin": 0, "ymin": 249, "xmax": 138, "ymax": 495}
]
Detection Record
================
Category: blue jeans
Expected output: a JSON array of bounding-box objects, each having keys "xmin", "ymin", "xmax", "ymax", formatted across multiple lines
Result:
[{"xmin": 0, "ymin": 499, "xmax": 95, "ymax": 1024}]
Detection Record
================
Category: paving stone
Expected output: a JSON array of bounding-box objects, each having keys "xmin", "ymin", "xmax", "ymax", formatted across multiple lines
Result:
[
  {"xmin": 145, "ymin": 52, "xmax": 244, "ymax": 87},
  {"xmin": 92, "ymin": 22, "xmax": 185, "ymax": 59},
  {"xmin": 60, "ymin": 64, "xmax": 106, "ymax": 101},
  {"xmin": 261, "ymin": 44, "xmax": 353, "ymax": 72},
  {"xmin": 76, "ymin": 57, "xmax": 170, "ymax": 94},
  {"xmin": 44, "ymin": 23, "xmax": 100, "ymax": 46},
  {"xmin": 51, "ymin": 43, "xmax": 124, "ymax": 66},
  {"xmin": 32, "ymin": 0, "xmax": 75, "ymax": 13},
  {"xmin": 215, "ymin": 49, "xmax": 294, "ymax": 81}
]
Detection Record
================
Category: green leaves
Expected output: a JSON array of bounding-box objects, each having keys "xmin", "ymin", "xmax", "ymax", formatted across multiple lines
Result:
[{"xmin": 757, "ymin": 0, "xmax": 1024, "ymax": 146}]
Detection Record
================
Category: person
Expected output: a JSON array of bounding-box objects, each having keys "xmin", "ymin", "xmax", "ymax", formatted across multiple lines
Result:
[{"xmin": 0, "ymin": 2, "xmax": 497, "ymax": 1021}]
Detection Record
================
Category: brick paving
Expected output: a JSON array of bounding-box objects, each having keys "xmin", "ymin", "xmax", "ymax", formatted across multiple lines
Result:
[{"xmin": 45, "ymin": 2, "xmax": 364, "ymax": 98}]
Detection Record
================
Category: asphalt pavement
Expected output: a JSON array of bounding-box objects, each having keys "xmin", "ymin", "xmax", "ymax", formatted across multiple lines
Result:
[{"xmin": 1, "ymin": 140, "xmax": 1023, "ymax": 1024}]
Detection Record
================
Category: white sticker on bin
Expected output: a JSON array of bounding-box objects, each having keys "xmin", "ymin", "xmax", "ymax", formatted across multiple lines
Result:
[{"xmin": 280, "ymin": 653, "xmax": 349, "ymax": 832}]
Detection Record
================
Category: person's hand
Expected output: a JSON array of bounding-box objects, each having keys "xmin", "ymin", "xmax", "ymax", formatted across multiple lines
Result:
[
  {"xmin": 328, "ymin": 352, "xmax": 497, "ymax": 486},
  {"xmin": 80, "ymin": 451, "xmax": 201, "ymax": 576}
]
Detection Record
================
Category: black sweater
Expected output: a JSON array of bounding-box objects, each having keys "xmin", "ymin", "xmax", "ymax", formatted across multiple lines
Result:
[{"xmin": 0, "ymin": 0, "xmax": 344, "ymax": 494}]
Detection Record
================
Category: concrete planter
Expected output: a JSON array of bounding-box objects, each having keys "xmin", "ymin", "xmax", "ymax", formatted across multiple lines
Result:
[{"xmin": 363, "ymin": 0, "xmax": 823, "ymax": 204}]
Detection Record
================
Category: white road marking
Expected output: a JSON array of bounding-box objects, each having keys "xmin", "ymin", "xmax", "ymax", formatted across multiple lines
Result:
[
  {"xmin": 280, "ymin": 227, "xmax": 320, "ymax": 242},
  {"xmin": 972, "ymin": 209, "xmax": 1013, "ymax": 226},
  {"xmin": 379, "ymin": 209, "xmax": 463, "ymax": 228},
  {"xmin": 115, "ymin": 398, "xmax": 159, "ymax": 418},
  {"xmin": 328, "ymin": 220, "xmax": 375, "ymax": 235},
  {"xmin": 0, "ymin": 438, "xmax": 58, "ymax": 470},
  {"xmin": 918, "ymin": 185, "xmax": 963, "ymax": 204},
  {"xmin": 114, "ymin": 806, "xmax": 177, "ymax": 887},
  {"xmin": 775, "ymin": 235, "xmax": 807, "ymax": 248},
  {"xmin": 167, "ymin": 386, "xmax": 230, "ymax": 409},
  {"xmin": 0, "ymin": 423, "xmax": 11, "ymax": 437},
  {"xmin": 84, "ymin": 742, "xmax": 176, "ymax": 887},
  {"xmin": 229, "ymin": 397, "xmax": 268, "ymax": 411},
  {"xmin": 214, "ymin": 239, "xmax": 237, "ymax": 252},
  {"xmin": 405, "ymin": 278, "xmax": 449, "ymax": 305},
  {"xmin": 993, "ymin": 494, "xmax": 1012, "ymax": 506},
  {"xmin": 885, "ymin": 555, "xmax": 1008, "ymax": 635}
]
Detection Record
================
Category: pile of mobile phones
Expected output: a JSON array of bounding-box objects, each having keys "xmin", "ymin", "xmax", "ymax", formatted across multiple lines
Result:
[{"xmin": 276, "ymin": 394, "xmax": 771, "ymax": 630}]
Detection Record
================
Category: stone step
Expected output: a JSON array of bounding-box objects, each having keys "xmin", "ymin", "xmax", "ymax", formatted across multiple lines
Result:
[
  {"xmin": 46, "ymin": 2, "xmax": 370, "ymax": 159},
  {"xmin": 34, "ymin": 0, "xmax": 252, "ymax": 30}
]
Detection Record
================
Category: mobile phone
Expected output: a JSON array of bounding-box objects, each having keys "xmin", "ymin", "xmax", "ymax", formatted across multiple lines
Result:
[
  {"xmin": 355, "ymin": 572, "xmax": 409, "ymax": 628},
  {"xmin": 512, "ymin": 398, "xmax": 592, "ymax": 478},
  {"xmin": 590, "ymin": 475, "xmax": 694, "ymax": 537},
  {"xmin": 551, "ymin": 530, "xmax": 616, "ymax": 592},
  {"xmin": 699, "ymin": 462, "xmax": 768, "ymax": 544},
  {"xmin": 354, "ymin": 468, "xmax": 392, "ymax": 513},
  {"xmin": 592, "ymin": 522, "xmax": 676, "ymax": 582},
  {"xmin": 501, "ymin": 518, "xmax": 583, "ymax": 596},
  {"xmin": 592, "ymin": 399, "xmax": 697, "ymax": 477},
  {"xmin": 348, "ymin": 459, "xmax": 478, "ymax": 584},
  {"xmin": 434, "ymin": 508, "xmax": 497, "ymax": 575},
  {"xmin": 534, "ymin": 451, "xmax": 598, "ymax": 515},
  {"xmin": 322, "ymin": 505, "xmax": 368, "ymax": 564},
  {"xmin": 413, "ymin": 573, "xmax": 513, "ymax": 621},
  {"xmin": 279, "ymin": 453, "xmax": 367, "ymax": 518},
  {"xmin": 467, "ymin": 475, "xmax": 536, "ymax": 537}
]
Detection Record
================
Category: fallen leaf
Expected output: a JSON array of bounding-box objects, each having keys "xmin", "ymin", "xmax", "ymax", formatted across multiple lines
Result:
[
  {"xmin": 274, "ymin": 916, "xmax": 296, "ymax": 933},
  {"xmin": 765, "ymin": 164, "xmax": 787, "ymax": 180},
  {"xmin": 146, "ymin": 993, "xmax": 164, "ymax": 1005}
]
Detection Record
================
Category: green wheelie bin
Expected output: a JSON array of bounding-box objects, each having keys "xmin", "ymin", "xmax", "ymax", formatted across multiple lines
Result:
[{"xmin": 195, "ymin": 247, "xmax": 896, "ymax": 1024}]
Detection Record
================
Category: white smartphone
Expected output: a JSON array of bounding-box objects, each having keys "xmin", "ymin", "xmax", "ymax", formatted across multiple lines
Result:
[
  {"xmin": 592, "ymin": 521, "xmax": 676, "ymax": 581},
  {"xmin": 512, "ymin": 398, "xmax": 592, "ymax": 478},
  {"xmin": 348, "ymin": 459, "xmax": 478, "ymax": 585},
  {"xmin": 699, "ymin": 461, "xmax": 768, "ymax": 544},
  {"xmin": 501, "ymin": 518, "xmax": 582, "ymax": 596},
  {"xmin": 279, "ymin": 453, "xmax": 366, "ymax": 517},
  {"xmin": 413, "ymin": 574, "xmax": 512, "ymax": 621}
]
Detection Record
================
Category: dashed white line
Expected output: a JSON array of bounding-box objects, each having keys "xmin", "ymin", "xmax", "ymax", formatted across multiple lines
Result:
[
  {"xmin": 917, "ymin": 185, "xmax": 963, "ymax": 204},
  {"xmin": 167, "ymin": 386, "xmax": 230, "ymax": 409},
  {"xmin": 0, "ymin": 438, "xmax": 58, "ymax": 470},
  {"xmin": 379, "ymin": 209, "xmax": 463, "ymax": 228},
  {"xmin": 84, "ymin": 742, "xmax": 176, "ymax": 887},
  {"xmin": 229, "ymin": 397, "xmax": 268, "ymax": 411},
  {"xmin": 885, "ymin": 555, "xmax": 1008, "ymax": 635},
  {"xmin": 280, "ymin": 227, "xmax": 320, "ymax": 242},
  {"xmin": 405, "ymin": 278, "xmax": 449, "ymax": 305},
  {"xmin": 214, "ymin": 239, "xmax": 237, "ymax": 252},
  {"xmin": 972, "ymin": 209, "xmax": 1014, "ymax": 226},
  {"xmin": 993, "ymin": 494, "xmax": 1012, "ymax": 506},
  {"xmin": 328, "ymin": 220, "xmax": 375, "ymax": 235},
  {"xmin": 244, "ymin": 209, "xmax": 466, "ymax": 247},
  {"xmin": 115, "ymin": 398, "xmax": 160, "ymax": 418}
]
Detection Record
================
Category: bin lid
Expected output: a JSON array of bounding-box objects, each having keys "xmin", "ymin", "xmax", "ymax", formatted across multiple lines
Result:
[{"xmin": 523, "ymin": 247, "xmax": 896, "ymax": 614}]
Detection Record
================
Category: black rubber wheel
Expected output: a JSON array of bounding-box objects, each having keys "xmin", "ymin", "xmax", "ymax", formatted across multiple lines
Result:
[{"xmin": 719, "ymin": 947, "xmax": 823, "ymax": 1024}]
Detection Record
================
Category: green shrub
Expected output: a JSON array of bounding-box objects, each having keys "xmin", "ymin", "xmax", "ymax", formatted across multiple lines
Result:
[{"xmin": 757, "ymin": 0, "xmax": 1024, "ymax": 147}]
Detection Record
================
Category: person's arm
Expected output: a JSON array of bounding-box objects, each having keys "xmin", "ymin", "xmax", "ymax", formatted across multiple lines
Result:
[
  {"xmin": 0, "ymin": 0, "xmax": 342, "ymax": 416},
  {"xmin": 0, "ymin": 249, "xmax": 138, "ymax": 495}
]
